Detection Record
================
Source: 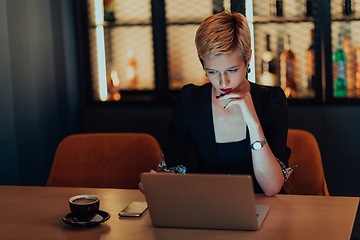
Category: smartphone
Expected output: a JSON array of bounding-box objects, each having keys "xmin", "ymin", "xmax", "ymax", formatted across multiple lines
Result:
[{"xmin": 119, "ymin": 201, "xmax": 148, "ymax": 217}]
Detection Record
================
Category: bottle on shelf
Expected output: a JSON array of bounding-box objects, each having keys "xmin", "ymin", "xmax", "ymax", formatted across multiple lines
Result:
[
  {"xmin": 304, "ymin": 0, "xmax": 313, "ymax": 17},
  {"xmin": 103, "ymin": 0, "xmax": 116, "ymax": 22},
  {"xmin": 306, "ymin": 29, "xmax": 315, "ymax": 90},
  {"xmin": 343, "ymin": 0, "xmax": 355, "ymax": 16},
  {"xmin": 280, "ymin": 34, "xmax": 297, "ymax": 98},
  {"xmin": 126, "ymin": 48, "xmax": 138, "ymax": 90},
  {"xmin": 107, "ymin": 70, "xmax": 121, "ymax": 101},
  {"xmin": 356, "ymin": 47, "xmax": 360, "ymax": 89},
  {"xmin": 260, "ymin": 34, "xmax": 277, "ymax": 86},
  {"xmin": 342, "ymin": 35, "xmax": 352, "ymax": 91},
  {"xmin": 270, "ymin": 0, "xmax": 283, "ymax": 17},
  {"xmin": 333, "ymin": 33, "xmax": 347, "ymax": 97}
]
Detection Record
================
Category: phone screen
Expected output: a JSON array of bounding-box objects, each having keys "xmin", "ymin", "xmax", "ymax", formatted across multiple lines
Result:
[{"xmin": 119, "ymin": 202, "xmax": 148, "ymax": 217}]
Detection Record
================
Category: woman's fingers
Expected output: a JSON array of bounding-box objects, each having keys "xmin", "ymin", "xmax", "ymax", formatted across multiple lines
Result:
[
  {"xmin": 222, "ymin": 92, "xmax": 251, "ymax": 109},
  {"xmin": 217, "ymin": 93, "xmax": 245, "ymax": 100}
]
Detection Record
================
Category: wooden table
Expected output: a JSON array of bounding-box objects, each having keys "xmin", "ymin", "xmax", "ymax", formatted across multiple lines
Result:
[{"xmin": 0, "ymin": 186, "xmax": 358, "ymax": 240}]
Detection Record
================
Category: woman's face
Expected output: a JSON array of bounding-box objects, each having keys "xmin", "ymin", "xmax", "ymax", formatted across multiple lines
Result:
[{"xmin": 203, "ymin": 49, "xmax": 250, "ymax": 96}]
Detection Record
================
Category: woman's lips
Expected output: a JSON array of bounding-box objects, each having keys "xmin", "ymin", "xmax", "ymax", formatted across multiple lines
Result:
[{"xmin": 220, "ymin": 88, "xmax": 232, "ymax": 93}]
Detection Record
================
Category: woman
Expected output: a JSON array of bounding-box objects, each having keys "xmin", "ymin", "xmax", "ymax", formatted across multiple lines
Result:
[{"xmin": 158, "ymin": 11, "xmax": 292, "ymax": 196}]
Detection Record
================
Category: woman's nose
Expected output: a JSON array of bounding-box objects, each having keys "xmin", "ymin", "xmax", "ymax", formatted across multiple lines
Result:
[{"xmin": 219, "ymin": 73, "xmax": 230, "ymax": 87}]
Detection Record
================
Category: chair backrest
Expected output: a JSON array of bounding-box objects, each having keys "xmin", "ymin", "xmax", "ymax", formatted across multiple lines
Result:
[
  {"xmin": 283, "ymin": 129, "xmax": 329, "ymax": 196},
  {"xmin": 46, "ymin": 133, "xmax": 162, "ymax": 189}
]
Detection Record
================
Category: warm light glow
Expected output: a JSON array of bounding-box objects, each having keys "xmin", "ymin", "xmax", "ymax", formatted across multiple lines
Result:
[
  {"xmin": 262, "ymin": 51, "xmax": 273, "ymax": 63},
  {"xmin": 96, "ymin": 26, "xmax": 108, "ymax": 101},
  {"xmin": 126, "ymin": 48, "xmax": 136, "ymax": 81},
  {"xmin": 113, "ymin": 92, "xmax": 121, "ymax": 101},
  {"xmin": 260, "ymin": 72, "xmax": 276, "ymax": 86},
  {"xmin": 126, "ymin": 48, "xmax": 138, "ymax": 90},
  {"xmin": 111, "ymin": 70, "xmax": 120, "ymax": 86},
  {"xmin": 284, "ymin": 87, "xmax": 292, "ymax": 98},
  {"xmin": 94, "ymin": 0, "xmax": 103, "ymax": 25}
]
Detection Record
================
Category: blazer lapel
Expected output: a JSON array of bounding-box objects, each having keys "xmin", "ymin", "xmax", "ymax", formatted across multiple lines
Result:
[{"xmin": 190, "ymin": 84, "xmax": 219, "ymax": 164}]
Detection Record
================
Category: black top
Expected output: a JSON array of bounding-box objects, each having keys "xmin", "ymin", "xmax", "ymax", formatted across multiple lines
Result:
[
  {"xmin": 216, "ymin": 137, "xmax": 263, "ymax": 192},
  {"xmin": 217, "ymin": 139, "xmax": 251, "ymax": 172},
  {"xmin": 163, "ymin": 82, "xmax": 291, "ymax": 193}
]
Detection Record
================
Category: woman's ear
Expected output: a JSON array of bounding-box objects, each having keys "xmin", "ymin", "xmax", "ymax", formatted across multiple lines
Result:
[{"xmin": 246, "ymin": 49, "xmax": 252, "ymax": 66}]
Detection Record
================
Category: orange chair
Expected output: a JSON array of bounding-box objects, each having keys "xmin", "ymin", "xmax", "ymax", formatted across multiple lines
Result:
[
  {"xmin": 283, "ymin": 129, "xmax": 329, "ymax": 196},
  {"xmin": 46, "ymin": 133, "xmax": 162, "ymax": 189}
]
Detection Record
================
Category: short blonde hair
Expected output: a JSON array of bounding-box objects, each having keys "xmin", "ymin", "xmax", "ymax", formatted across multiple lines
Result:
[{"xmin": 195, "ymin": 11, "xmax": 251, "ymax": 63}]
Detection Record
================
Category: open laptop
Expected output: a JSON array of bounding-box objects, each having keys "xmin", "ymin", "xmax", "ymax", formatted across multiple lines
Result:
[{"xmin": 140, "ymin": 173, "xmax": 269, "ymax": 231}]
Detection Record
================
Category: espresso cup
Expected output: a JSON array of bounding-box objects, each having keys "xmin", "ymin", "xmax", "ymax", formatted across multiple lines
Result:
[{"xmin": 69, "ymin": 195, "xmax": 100, "ymax": 215}]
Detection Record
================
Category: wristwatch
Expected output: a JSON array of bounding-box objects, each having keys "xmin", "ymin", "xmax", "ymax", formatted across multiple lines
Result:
[{"xmin": 250, "ymin": 139, "xmax": 267, "ymax": 151}]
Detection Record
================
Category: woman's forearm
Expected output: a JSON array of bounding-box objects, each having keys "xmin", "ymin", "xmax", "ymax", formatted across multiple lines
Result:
[{"xmin": 248, "ymin": 124, "xmax": 284, "ymax": 196}]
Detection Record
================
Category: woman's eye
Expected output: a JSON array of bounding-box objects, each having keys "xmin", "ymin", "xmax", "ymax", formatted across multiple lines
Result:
[
  {"xmin": 208, "ymin": 71, "xmax": 217, "ymax": 75},
  {"xmin": 228, "ymin": 68, "xmax": 238, "ymax": 73}
]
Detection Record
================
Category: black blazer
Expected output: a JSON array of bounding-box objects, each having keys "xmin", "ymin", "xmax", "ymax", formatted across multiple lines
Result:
[{"xmin": 163, "ymin": 82, "xmax": 291, "ymax": 180}]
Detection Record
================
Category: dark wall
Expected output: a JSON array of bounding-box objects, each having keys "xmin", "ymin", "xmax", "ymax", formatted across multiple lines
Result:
[
  {"xmin": 0, "ymin": 0, "xmax": 20, "ymax": 185},
  {"xmin": 0, "ymin": 0, "xmax": 80, "ymax": 186},
  {"xmin": 83, "ymin": 105, "xmax": 173, "ymax": 148}
]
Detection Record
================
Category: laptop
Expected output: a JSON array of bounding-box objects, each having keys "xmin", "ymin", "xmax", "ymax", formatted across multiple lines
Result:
[{"xmin": 140, "ymin": 173, "xmax": 269, "ymax": 231}]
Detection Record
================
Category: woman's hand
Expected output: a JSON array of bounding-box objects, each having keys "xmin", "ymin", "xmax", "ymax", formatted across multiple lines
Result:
[{"xmin": 219, "ymin": 92, "xmax": 260, "ymax": 129}]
